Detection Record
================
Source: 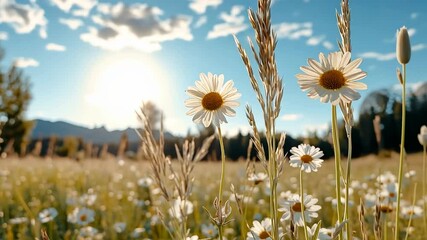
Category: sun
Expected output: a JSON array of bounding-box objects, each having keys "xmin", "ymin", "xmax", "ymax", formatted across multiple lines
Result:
[{"xmin": 84, "ymin": 54, "xmax": 169, "ymax": 129}]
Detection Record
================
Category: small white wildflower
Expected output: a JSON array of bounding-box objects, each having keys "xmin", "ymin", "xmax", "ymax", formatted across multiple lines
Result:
[
  {"xmin": 279, "ymin": 194, "xmax": 321, "ymax": 226},
  {"xmin": 289, "ymin": 144, "xmax": 324, "ymax": 173},
  {"xmin": 38, "ymin": 207, "xmax": 58, "ymax": 223}
]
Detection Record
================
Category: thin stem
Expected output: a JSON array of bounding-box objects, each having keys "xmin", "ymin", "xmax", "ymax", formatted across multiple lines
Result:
[
  {"xmin": 395, "ymin": 64, "xmax": 406, "ymax": 240},
  {"xmin": 217, "ymin": 126, "xmax": 226, "ymax": 239},
  {"xmin": 423, "ymin": 144, "xmax": 427, "ymax": 236},
  {"xmin": 345, "ymin": 129, "xmax": 352, "ymax": 240},
  {"xmin": 404, "ymin": 183, "xmax": 418, "ymax": 240},
  {"xmin": 265, "ymin": 92, "xmax": 279, "ymax": 240},
  {"xmin": 384, "ymin": 213, "xmax": 388, "ymax": 240},
  {"xmin": 300, "ymin": 170, "xmax": 309, "ymax": 240},
  {"xmin": 331, "ymin": 105, "xmax": 343, "ymax": 235}
]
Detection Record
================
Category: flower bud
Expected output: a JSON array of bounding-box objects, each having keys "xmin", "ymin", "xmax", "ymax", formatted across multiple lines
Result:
[
  {"xmin": 418, "ymin": 125, "xmax": 427, "ymax": 146},
  {"xmin": 396, "ymin": 26, "xmax": 411, "ymax": 64}
]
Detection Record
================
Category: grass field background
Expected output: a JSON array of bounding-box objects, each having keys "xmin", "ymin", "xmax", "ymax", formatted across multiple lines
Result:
[{"xmin": 0, "ymin": 152, "xmax": 424, "ymax": 239}]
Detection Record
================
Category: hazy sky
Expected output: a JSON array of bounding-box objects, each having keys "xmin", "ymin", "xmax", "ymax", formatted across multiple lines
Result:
[{"xmin": 0, "ymin": 0, "xmax": 426, "ymax": 137}]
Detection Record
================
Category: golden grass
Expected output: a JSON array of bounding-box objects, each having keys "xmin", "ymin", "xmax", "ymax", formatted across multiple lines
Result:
[{"xmin": 0, "ymin": 153, "xmax": 424, "ymax": 239}]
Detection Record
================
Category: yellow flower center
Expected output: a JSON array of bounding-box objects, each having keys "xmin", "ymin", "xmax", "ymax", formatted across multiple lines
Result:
[
  {"xmin": 380, "ymin": 205, "xmax": 393, "ymax": 213},
  {"xmin": 80, "ymin": 214, "xmax": 87, "ymax": 222},
  {"xmin": 259, "ymin": 230, "xmax": 270, "ymax": 239},
  {"xmin": 202, "ymin": 92, "xmax": 223, "ymax": 111},
  {"xmin": 319, "ymin": 70, "xmax": 346, "ymax": 90},
  {"xmin": 301, "ymin": 154, "xmax": 313, "ymax": 163},
  {"xmin": 292, "ymin": 202, "xmax": 302, "ymax": 212}
]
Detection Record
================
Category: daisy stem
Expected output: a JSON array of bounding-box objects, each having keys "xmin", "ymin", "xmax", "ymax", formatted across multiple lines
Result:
[
  {"xmin": 405, "ymin": 183, "xmax": 417, "ymax": 240},
  {"xmin": 217, "ymin": 126, "xmax": 226, "ymax": 239},
  {"xmin": 331, "ymin": 105, "xmax": 343, "ymax": 237},
  {"xmin": 423, "ymin": 144, "xmax": 427, "ymax": 236},
  {"xmin": 395, "ymin": 63, "xmax": 406, "ymax": 240},
  {"xmin": 345, "ymin": 128, "xmax": 352, "ymax": 240},
  {"xmin": 384, "ymin": 213, "xmax": 388, "ymax": 240},
  {"xmin": 300, "ymin": 170, "xmax": 309, "ymax": 240}
]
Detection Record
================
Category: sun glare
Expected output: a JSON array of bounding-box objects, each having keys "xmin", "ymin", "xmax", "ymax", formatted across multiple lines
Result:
[{"xmin": 85, "ymin": 55, "xmax": 169, "ymax": 129}]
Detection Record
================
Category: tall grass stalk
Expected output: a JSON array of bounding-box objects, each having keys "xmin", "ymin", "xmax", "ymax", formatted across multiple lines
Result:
[
  {"xmin": 336, "ymin": 1, "xmax": 353, "ymax": 238},
  {"xmin": 300, "ymin": 170, "xmax": 309, "ymax": 240},
  {"xmin": 331, "ymin": 105, "xmax": 343, "ymax": 239},
  {"xmin": 217, "ymin": 126, "xmax": 226, "ymax": 239},
  {"xmin": 234, "ymin": 0, "xmax": 285, "ymax": 238},
  {"xmin": 423, "ymin": 144, "xmax": 427, "ymax": 235},
  {"xmin": 344, "ymin": 129, "xmax": 352, "ymax": 239},
  {"xmin": 395, "ymin": 64, "xmax": 406, "ymax": 240}
]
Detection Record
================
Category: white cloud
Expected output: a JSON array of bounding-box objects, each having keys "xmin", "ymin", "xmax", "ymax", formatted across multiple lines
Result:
[
  {"xmin": 207, "ymin": 5, "xmax": 248, "ymax": 39},
  {"xmin": 281, "ymin": 114, "xmax": 302, "ymax": 121},
  {"xmin": 189, "ymin": 0, "xmax": 222, "ymax": 14},
  {"xmin": 46, "ymin": 43, "xmax": 66, "ymax": 51},
  {"xmin": 359, "ymin": 43, "xmax": 425, "ymax": 61},
  {"xmin": 80, "ymin": 2, "xmax": 193, "ymax": 52},
  {"xmin": 358, "ymin": 52, "xmax": 395, "ymax": 61},
  {"xmin": 0, "ymin": 31, "xmax": 8, "ymax": 40},
  {"xmin": 323, "ymin": 41, "xmax": 334, "ymax": 50},
  {"xmin": 307, "ymin": 35, "xmax": 325, "ymax": 46},
  {"xmin": 411, "ymin": 12, "xmax": 418, "ymax": 19},
  {"xmin": 0, "ymin": 0, "xmax": 47, "ymax": 38},
  {"xmin": 273, "ymin": 22, "xmax": 313, "ymax": 40},
  {"xmin": 14, "ymin": 57, "xmax": 39, "ymax": 68},
  {"xmin": 194, "ymin": 16, "xmax": 207, "ymax": 28},
  {"xmin": 59, "ymin": 18, "xmax": 84, "ymax": 30},
  {"xmin": 49, "ymin": 0, "xmax": 96, "ymax": 17},
  {"xmin": 407, "ymin": 28, "xmax": 416, "ymax": 37},
  {"xmin": 413, "ymin": 43, "xmax": 426, "ymax": 51}
]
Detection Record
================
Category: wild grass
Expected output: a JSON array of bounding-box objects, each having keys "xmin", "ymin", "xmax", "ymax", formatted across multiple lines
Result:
[{"xmin": 0, "ymin": 153, "xmax": 425, "ymax": 239}]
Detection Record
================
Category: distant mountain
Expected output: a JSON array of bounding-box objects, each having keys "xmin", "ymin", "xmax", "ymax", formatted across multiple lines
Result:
[{"xmin": 30, "ymin": 119, "xmax": 174, "ymax": 144}]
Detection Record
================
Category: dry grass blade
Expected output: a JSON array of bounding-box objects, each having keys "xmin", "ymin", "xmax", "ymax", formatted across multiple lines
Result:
[
  {"xmin": 40, "ymin": 229, "xmax": 50, "ymax": 240},
  {"xmin": 336, "ymin": 0, "xmax": 351, "ymax": 53},
  {"xmin": 359, "ymin": 199, "xmax": 369, "ymax": 240},
  {"xmin": 245, "ymin": 105, "xmax": 267, "ymax": 169},
  {"xmin": 374, "ymin": 204, "xmax": 382, "ymax": 240},
  {"xmin": 234, "ymin": 35, "xmax": 265, "ymax": 110},
  {"xmin": 236, "ymin": 0, "xmax": 285, "ymax": 238},
  {"xmin": 137, "ymin": 106, "xmax": 170, "ymax": 200}
]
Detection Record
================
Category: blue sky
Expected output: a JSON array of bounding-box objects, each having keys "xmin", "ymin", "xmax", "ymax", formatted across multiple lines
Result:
[{"xmin": 0, "ymin": 0, "xmax": 426, "ymax": 138}]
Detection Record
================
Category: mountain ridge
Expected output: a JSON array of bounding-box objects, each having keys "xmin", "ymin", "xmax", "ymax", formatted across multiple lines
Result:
[{"xmin": 30, "ymin": 119, "xmax": 174, "ymax": 144}]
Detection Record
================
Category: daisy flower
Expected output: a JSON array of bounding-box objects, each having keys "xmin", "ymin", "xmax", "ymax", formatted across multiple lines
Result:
[
  {"xmin": 78, "ymin": 226, "xmax": 102, "ymax": 239},
  {"xmin": 201, "ymin": 223, "xmax": 218, "ymax": 238},
  {"xmin": 248, "ymin": 172, "xmax": 268, "ymax": 185},
  {"xmin": 289, "ymin": 144, "xmax": 324, "ymax": 173},
  {"xmin": 113, "ymin": 222, "xmax": 126, "ymax": 233},
  {"xmin": 38, "ymin": 207, "xmax": 58, "ymax": 223},
  {"xmin": 279, "ymin": 194, "xmax": 321, "ymax": 226},
  {"xmin": 68, "ymin": 207, "xmax": 95, "ymax": 226},
  {"xmin": 185, "ymin": 72, "xmax": 241, "ymax": 127},
  {"xmin": 168, "ymin": 197, "xmax": 194, "ymax": 222},
  {"xmin": 247, "ymin": 218, "xmax": 272, "ymax": 240},
  {"xmin": 296, "ymin": 51, "xmax": 367, "ymax": 105},
  {"xmin": 380, "ymin": 182, "xmax": 398, "ymax": 203},
  {"xmin": 401, "ymin": 205, "xmax": 423, "ymax": 219}
]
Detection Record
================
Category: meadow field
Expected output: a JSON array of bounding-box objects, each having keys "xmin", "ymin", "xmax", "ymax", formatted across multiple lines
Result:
[
  {"xmin": 1, "ymin": 0, "xmax": 426, "ymax": 239},
  {"xmin": 0, "ymin": 152, "xmax": 425, "ymax": 239}
]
